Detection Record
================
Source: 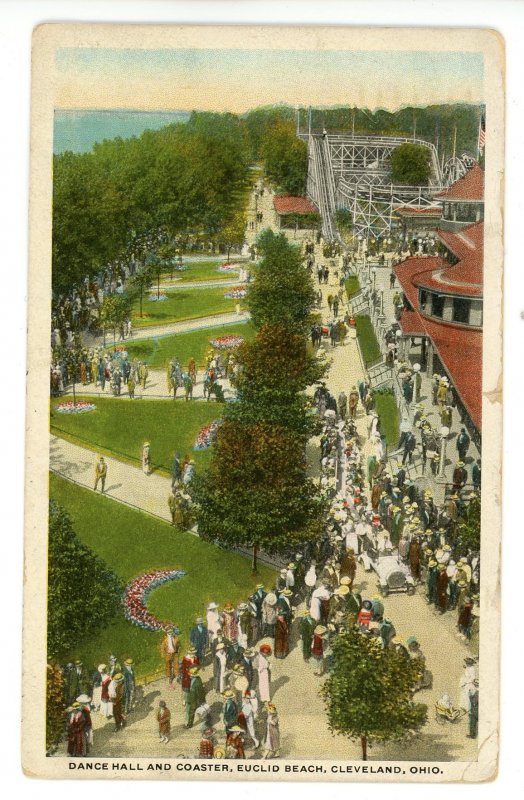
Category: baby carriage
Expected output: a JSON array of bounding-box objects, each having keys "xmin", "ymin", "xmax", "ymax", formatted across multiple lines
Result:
[{"xmin": 435, "ymin": 694, "xmax": 466, "ymax": 725}]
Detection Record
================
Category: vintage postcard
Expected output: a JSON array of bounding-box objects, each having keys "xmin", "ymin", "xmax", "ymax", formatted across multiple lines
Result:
[{"xmin": 23, "ymin": 24, "xmax": 503, "ymax": 781}]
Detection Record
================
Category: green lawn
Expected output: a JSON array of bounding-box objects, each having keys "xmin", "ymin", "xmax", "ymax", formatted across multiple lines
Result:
[
  {"xmin": 345, "ymin": 274, "xmax": 361, "ymax": 299},
  {"xmin": 373, "ymin": 391, "xmax": 399, "ymax": 448},
  {"xmin": 125, "ymin": 321, "xmax": 255, "ymax": 369},
  {"xmin": 161, "ymin": 259, "xmax": 243, "ymax": 284},
  {"xmin": 50, "ymin": 473, "xmax": 276, "ymax": 677},
  {"xmin": 356, "ymin": 314, "xmax": 382, "ymax": 366},
  {"xmin": 133, "ymin": 285, "xmax": 244, "ymax": 329},
  {"xmin": 50, "ymin": 396, "xmax": 223, "ymax": 474}
]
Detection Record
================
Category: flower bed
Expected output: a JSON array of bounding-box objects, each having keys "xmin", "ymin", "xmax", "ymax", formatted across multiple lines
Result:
[
  {"xmin": 194, "ymin": 419, "xmax": 222, "ymax": 450},
  {"xmin": 56, "ymin": 401, "xmax": 96, "ymax": 414},
  {"xmin": 216, "ymin": 262, "xmax": 240, "ymax": 273},
  {"xmin": 209, "ymin": 335, "xmax": 244, "ymax": 349},
  {"xmin": 148, "ymin": 293, "xmax": 168, "ymax": 302},
  {"xmin": 224, "ymin": 286, "xmax": 247, "ymax": 299},
  {"xmin": 122, "ymin": 568, "xmax": 187, "ymax": 632}
]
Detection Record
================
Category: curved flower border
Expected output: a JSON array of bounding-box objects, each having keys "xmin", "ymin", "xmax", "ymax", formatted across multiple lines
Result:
[
  {"xmin": 194, "ymin": 419, "xmax": 222, "ymax": 450},
  {"xmin": 209, "ymin": 335, "xmax": 244, "ymax": 350},
  {"xmin": 217, "ymin": 263, "xmax": 240, "ymax": 272},
  {"xmin": 149, "ymin": 293, "xmax": 168, "ymax": 302},
  {"xmin": 56, "ymin": 401, "xmax": 96, "ymax": 414},
  {"xmin": 224, "ymin": 286, "xmax": 247, "ymax": 299},
  {"xmin": 122, "ymin": 568, "xmax": 187, "ymax": 632}
]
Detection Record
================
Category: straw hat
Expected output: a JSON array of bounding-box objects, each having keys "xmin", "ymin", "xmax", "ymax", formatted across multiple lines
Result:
[{"xmin": 314, "ymin": 625, "xmax": 328, "ymax": 635}]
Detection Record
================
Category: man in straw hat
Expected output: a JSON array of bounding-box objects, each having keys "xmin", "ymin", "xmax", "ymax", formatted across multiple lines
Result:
[
  {"xmin": 93, "ymin": 455, "xmax": 107, "ymax": 493},
  {"xmin": 180, "ymin": 645, "xmax": 199, "ymax": 708},
  {"xmin": 189, "ymin": 616, "xmax": 208, "ymax": 663},
  {"xmin": 311, "ymin": 625, "xmax": 328, "ymax": 675},
  {"xmin": 300, "ymin": 610, "xmax": 316, "ymax": 663},
  {"xmin": 262, "ymin": 591, "xmax": 277, "ymax": 638},
  {"xmin": 186, "ymin": 666, "xmax": 206, "ymax": 729},
  {"xmin": 160, "ymin": 626, "xmax": 180, "ymax": 686},
  {"xmin": 425, "ymin": 559, "xmax": 438, "ymax": 606},
  {"xmin": 226, "ymin": 726, "xmax": 246, "ymax": 759},
  {"xmin": 108, "ymin": 671, "xmax": 125, "ymax": 732},
  {"xmin": 222, "ymin": 688, "xmax": 238, "ymax": 733},
  {"xmin": 122, "ymin": 658, "xmax": 135, "ymax": 713}
]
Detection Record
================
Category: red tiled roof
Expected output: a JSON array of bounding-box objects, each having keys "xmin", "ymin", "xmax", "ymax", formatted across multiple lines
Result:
[
  {"xmin": 423, "ymin": 319, "xmax": 482, "ymax": 431},
  {"xmin": 434, "ymin": 163, "xmax": 484, "ymax": 201},
  {"xmin": 394, "ymin": 206, "xmax": 442, "ymax": 216},
  {"xmin": 273, "ymin": 195, "xmax": 318, "ymax": 215},
  {"xmin": 398, "ymin": 308, "xmax": 426, "ymax": 335},
  {"xmin": 394, "ymin": 251, "xmax": 483, "ymax": 430}
]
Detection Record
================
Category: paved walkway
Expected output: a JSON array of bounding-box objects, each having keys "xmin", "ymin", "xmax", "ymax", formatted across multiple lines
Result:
[
  {"xmin": 85, "ymin": 310, "xmax": 251, "ymax": 346},
  {"xmin": 69, "ymin": 370, "xmax": 236, "ymax": 402},
  {"xmin": 50, "ymin": 434, "xmax": 174, "ymax": 522}
]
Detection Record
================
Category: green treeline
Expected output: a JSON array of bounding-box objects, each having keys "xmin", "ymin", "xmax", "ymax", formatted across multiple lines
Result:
[
  {"xmin": 298, "ymin": 103, "xmax": 483, "ymax": 159},
  {"xmin": 52, "ymin": 112, "xmax": 251, "ymax": 293},
  {"xmin": 53, "ymin": 103, "xmax": 483, "ymax": 294}
]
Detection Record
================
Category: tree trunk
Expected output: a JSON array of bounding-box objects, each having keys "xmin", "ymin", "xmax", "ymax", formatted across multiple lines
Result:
[
  {"xmin": 361, "ymin": 735, "xmax": 368, "ymax": 761},
  {"xmin": 227, "ymin": 244, "xmax": 231, "ymax": 261},
  {"xmin": 157, "ymin": 275, "xmax": 160, "ymax": 299},
  {"xmin": 252, "ymin": 543, "xmax": 258, "ymax": 574},
  {"xmin": 72, "ymin": 380, "xmax": 76, "ymax": 408},
  {"xmin": 139, "ymin": 290, "xmax": 143, "ymax": 318}
]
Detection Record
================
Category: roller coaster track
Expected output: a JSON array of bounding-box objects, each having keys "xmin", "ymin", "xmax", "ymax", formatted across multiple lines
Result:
[{"xmin": 305, "ymin": 132, "xmax": 443, "ymax": 241}]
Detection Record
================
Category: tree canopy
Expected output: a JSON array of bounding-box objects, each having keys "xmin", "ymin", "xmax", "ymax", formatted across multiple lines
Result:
[
  {"xmin": 47, "ymin": 501, "xmax": 123, "ymax": 659},
  {"xmin": 52, "ymin": 112, "xmax": 251, "ymax": 293},
  {"xmin": 320, "ymin": 625, "xmax": 427, "ymax": 760},
  {"xmin": 260, "ymin": 119, "xmax": 308, "ymax": 195},
  {"xmin": 190, "ymin": 232, "xmax": 326, "ymax": 567},
  {"xmin": 390, "ymin": 142, "xmax": 432, "ymax": 185}
]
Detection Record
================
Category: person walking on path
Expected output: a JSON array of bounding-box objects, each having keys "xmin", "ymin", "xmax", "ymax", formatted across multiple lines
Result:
[
  {"xmin": 94, "ymin": 456, "xmax": 107, "ymax": 493},
  {"xmin": 348, "ymin": 386, "xmax": 359, "ymax": 420},
  {"xmin": 456, "ymin": 427, "xmax": 471, "ymax": 461},
  {"xmin": 160, "ymin": 627, "xmax": 180, "ymax": 685},
  {"xmin": 157, "ymin": 700, "xmax": 171, "ymax": 743},
  {"xmin": 141, "ymin": 442, "xmax": 151, "ymax": 475},
  {"xmin": 186, "ymin": 666, "xmax": 206, "ymax": 729},
  {"xmin": 264, "ymin": 703, "xmax": 281, "ymax": 758}
]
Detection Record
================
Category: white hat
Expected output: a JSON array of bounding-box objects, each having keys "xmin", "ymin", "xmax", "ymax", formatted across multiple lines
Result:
[{"xmin": 207, "ymin": 602, "xmax": 219, "ymax": 610}]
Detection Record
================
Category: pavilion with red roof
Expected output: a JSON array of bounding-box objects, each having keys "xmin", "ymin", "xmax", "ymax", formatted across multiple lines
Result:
[
  {"xmin": 393, "ymin": 165, "xmax": 484, "ymax": 437},
  {"xmin": 272, "ymin": 194, "xmax": 320, "ymax": 231}
]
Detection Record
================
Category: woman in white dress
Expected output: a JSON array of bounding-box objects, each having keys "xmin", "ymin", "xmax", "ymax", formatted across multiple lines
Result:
[
  {"xmin": 256, "ymin": 647, "xmax": 271, "ymax": 703},
  {"xmin": 141, "ymin": 442, "xmax": 150, "ymax": 474}
]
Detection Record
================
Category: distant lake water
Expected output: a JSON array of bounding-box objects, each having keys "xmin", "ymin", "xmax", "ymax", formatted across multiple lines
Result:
[{"xmin": 53, "ymin": 109, "xmax": 191, "ymax": 154}]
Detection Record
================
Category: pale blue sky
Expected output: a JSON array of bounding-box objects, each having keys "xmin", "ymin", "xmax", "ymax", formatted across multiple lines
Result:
[{"xmin": 56, "ymin": 47, "xmax": 484, "ymax": 111}]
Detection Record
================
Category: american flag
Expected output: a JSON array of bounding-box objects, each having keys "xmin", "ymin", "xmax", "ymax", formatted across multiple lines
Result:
[{"xmin": 478, "ymin": 113, "xmax": 486, "ymax": 156}]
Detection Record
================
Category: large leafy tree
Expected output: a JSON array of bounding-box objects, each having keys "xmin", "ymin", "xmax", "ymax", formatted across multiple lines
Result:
[
  {"xmin": 248, "ymin": 230, "xmax": 317, "ymax": 333},
  {"xmin": 52, "ymin": 112, "xmax": 251, "ymax": 294},
  {"xmin": 260, "ymin": 118, "xmax": 308, "ymax": 195},
  {"xmin": 320, "ymin": 625, "xmax": 427, "ymax": 760},
  {"xmin": 191, "ymin": 232, "xmax": 326, "ymax": 570},
  {"xmin": 47, "ymin": 502, "xmax": 123, "ymax": 659},
  {"xmin": 390, "ymin": 142, "xmax": 431, "ymax": 185}
]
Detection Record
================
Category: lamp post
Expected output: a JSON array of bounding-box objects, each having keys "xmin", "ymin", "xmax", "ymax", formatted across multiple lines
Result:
[
  {"xmin": 438, "ymin": 425, "xmax": 450, "ymax": 479},
  {"xmin": 372, "ymin": 267, "xmax": 377, "ymax": 293},
  {"xmin": 395, "ymin": 328, "xmax": 403, "ymax": 361}
]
